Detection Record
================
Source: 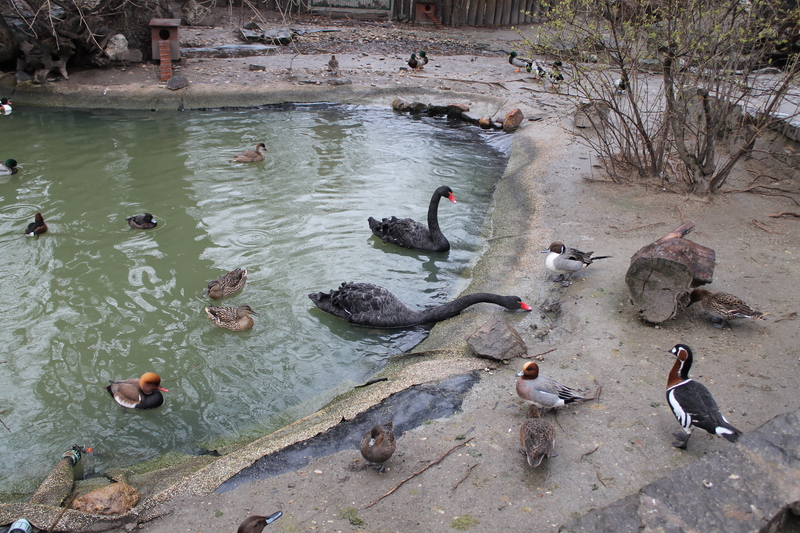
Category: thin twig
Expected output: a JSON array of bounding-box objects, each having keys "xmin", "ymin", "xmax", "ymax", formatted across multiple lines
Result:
[
  {"xmin": 522, "ymin": 347, "xmax": 556, "ymax": 360},
  {"xmin": 451, "ymin": 463, "xmax": 478, "ymax": 492},
  {"xmin": 410, "ymin": 75, "xmax": 507, "ymax": 89},
  {"xmin": 0, "ymin": 411, "xmax": 9, "ymax": 432},
  {"xmin": 596, "ymin": 471, "xmax": 609, "ymax": 487},
  {"xmin": 752, "ymin": 219, "xmax": 783, "ymax": 234},
  {"xmin": 675, "ymin": 204, "xmax": 685, "ymax": 220},
  {"xmin": 775, "ymin": 311, "xmax": 797, "ymax": 322},
  {"xmin": 767, "ymin": 212, "xmax": 800, "ymax": 218},
  {"xmin": 361, "ymin": 437, "xmax": 474, "ymax": 509},
  {"xmin": 615, "ymin": 222, "xmax": 666, "ymax": 234},
  {"xmin": 580, "ymin": 445, "xmax": 600, "ymax": 460}
]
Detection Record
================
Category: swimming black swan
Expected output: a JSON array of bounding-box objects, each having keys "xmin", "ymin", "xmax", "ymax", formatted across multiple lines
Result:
[
  {"xmin": 308, "ymin": 282, "xmax": 531, "ymax": 328},
  {"xmin": 368, "ymin": 185, "xmax": 456, "ymax": 252}
]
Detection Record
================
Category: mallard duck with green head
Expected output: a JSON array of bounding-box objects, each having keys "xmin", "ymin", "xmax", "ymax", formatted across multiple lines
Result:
[{"xmin": 508, "ymin": 51, "xmax": 532, "ymax": 72}]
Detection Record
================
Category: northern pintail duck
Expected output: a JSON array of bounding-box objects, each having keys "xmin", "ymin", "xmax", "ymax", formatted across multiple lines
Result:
[
  {"xmin": 327, "ymin": 55, "xmax": 339, "ymax": 73},
  {"xmin": 1, "ymin": 98, "xmax": 11, "ymax": 115},
  {"xmin": 688, "ymin": 288, "xmax": 764, "ymax": 328},
  {"xmin": 666, "ymin": 344, "xmax": 742, "ymax": 449},
  {"xmin": 519, "ymin": 404, "xmax": 557, "ymax": 468},
  {"xmin": 368, "ymin": 185, "xmax": 456, "ymax": 252},
  {"xmin": 309, "ymin": 282, "xmax": 531, "ymax": 328},
  {"xmin": 238, "ymin": 511, "xmax": 283, "ymax": 533},
  {"xmin": 204, "ymin": 268, "xmax": 247, "ymax": 299},
  {"xmin": 126, "ymin": 213, "xmax": 157, "ymax": 229},
  {"xmin": 231, "ymin": 142, "xmax": 267, "ymax": 162},
  {"xmin": 205, "ymin": 304, "xmax": 257, "ymax": 331},
  {"xmin": 516, "ymin": 361, "xmax": 598, "ymax": 412},
  {"xmin": 531, "ymin": 60, "xmax": 547, "ymax": 79},
  {"xmin": 549, "ymin": 60, "xmax": 564, "ymax": 85},
  {"xmin": 0, "ymin": 158, "xmax": 18, "ymax": 175},
  {"xmin": 543, "ymin": 241, "xmax": 610, "ymax": 285},
  {"xmin": 360, "ymin": 420, "xmax": 396, "ymax": 473},
  {"xmin": 406, "ymin": 53, "xmax": 419, "ymax": 69},
  {"xmin": 508, "ymin": 51, "xmax": 532, "ymax": 72},
  {"xmin": 25, "ymin": 212, "xmax": 48, "ymax": 238},
  {"xmin": 105, "ymin": 372, "xmax": 168, "ymax": 409},
  {"xmin": 417, "ymin": 51, "xmax": 429, "ymax": 68}
]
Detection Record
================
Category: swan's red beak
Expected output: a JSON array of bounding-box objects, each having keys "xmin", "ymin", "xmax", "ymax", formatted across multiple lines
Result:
[
  {"xmin": 520, "ymin": 302, "xmax": 532, "ymax": 311},
  {"xmin": 448, "ymin": 193, "xmax": 457, "ymax": 204}
]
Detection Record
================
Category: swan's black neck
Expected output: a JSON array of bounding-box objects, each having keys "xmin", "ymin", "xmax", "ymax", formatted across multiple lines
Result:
[
  {"xmin": 427, "ymin": 191, "xmax": 448, "ymax": 248},
  {"xmin": 415, "ymin": 293, "xmax": 513, "ymax": 325}
]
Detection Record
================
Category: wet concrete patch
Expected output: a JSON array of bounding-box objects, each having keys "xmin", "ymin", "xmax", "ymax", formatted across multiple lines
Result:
[{"xmin": 216, "ymin": 371, "xmax": 481, "ymax": 492}]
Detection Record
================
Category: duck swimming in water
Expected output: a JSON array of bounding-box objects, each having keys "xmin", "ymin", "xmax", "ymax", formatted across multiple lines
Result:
[
  {"xmin": 1, "ymin": 98, "xmax": 11, "ymax": 115},
  {"xmin": 368, "ymin": 185, "xmax": 456, "ymax": 252},
  {"xmin": 231, "ymin": 142, "xmax": 267, "ymax": 162},
  {"xmin": 0, "ymin": 158, "xmax": 18, "ymax": 175},
  {"xmin": 309, "ymin": 282, "xmax": 531, "ymax": 328},
  {"xmin": 25, "ymin": 212, "xmax": 48, "ymax": 238},
  {"xmin": 105, "ymin": 372, "xmax": 168, "ymax": 409},
  {"xmin": 205, "ymin": 304, "xmax": 257, "ymax": 331},
  {"xmin": 204, "ymin": 268, "xmax": 247, "ymax": 299},
  {"xmin": 126, "ymin": 213, "xmax": 157, "ymax": 229}
]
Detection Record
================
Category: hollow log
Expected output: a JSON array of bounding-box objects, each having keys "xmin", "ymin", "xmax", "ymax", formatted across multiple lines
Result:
[{"xmin": 625, "ymin": 221, "xmax": 715, "ymax": 323}]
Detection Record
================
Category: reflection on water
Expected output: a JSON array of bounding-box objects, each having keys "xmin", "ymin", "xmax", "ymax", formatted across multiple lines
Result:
[{"xmin": 0, "ymin": 104, "xmax": 510, "ymax": 494}]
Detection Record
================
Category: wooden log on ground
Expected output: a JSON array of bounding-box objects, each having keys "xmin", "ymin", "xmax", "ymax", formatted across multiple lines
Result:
[{"xmin": 625, "ymin": 221, "xmax": 715, "ymax": 323}]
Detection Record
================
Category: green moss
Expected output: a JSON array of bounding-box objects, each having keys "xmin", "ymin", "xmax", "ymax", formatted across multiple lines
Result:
[
  {"xmin": 338, "ymin": 507, "xmax": 364, "ymax": 526},
  {"xmin": 451, "ymin": 515, "xmax": 479, "ymax": 530}
]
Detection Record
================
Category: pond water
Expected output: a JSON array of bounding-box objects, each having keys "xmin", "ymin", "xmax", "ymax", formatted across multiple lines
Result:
[{"xmin": 0, "ymin": 104, "xmax": 510, "ymax": 494}]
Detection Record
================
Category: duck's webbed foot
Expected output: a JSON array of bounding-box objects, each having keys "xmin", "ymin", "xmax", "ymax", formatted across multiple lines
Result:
[{"xmin": 672, "ymin": 431, "xmax": 690, "ymax": 449}]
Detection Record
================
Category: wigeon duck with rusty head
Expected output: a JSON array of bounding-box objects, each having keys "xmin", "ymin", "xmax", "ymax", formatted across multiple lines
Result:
[
  {"xmin": 542, "ymin": 241, "xmax": 610, "ymax": 286},
  {"xmin": 519, "ymin": 404, "xmax": 557, "ymax": 468},
  {"xmin": 360, "ymin": 420, "xmax": 396, "ymax": 473},
  {"xmin": 688, "ymin": 288, "xmax": 764, "ymax": 328},
  {"xmin": 105, "ymin": 372, "xmax": 168, "ymax": 409},
  {"xmin": 238, "ymin": 511, "xmax": 283, "ymax": 533},
  {"xmin": 516, "ymin": 361, "xmax": 600, "ymax": 413},
  {"xmin": 666, "ymin": 344, "xmax": 742, "ymax": 449},
  {"xmin": 25, "ymin": 212, "xmax": 48, "ymax": 238}
]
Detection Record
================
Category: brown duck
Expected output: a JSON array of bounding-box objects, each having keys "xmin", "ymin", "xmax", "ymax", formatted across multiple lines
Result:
[
  {"xmin": 204, "ymin": 268, "xmax": 247, "ymax": 299},
  {"xmin": 360, "ymin": 420, "xmax": 396, "ymax": 473},
  {"xmin": 519, "ymin": 404, "xmax": 557, "ymax": 468},
  {"xmin": 25, "ymin": 212, "xmax": 48, "ymax": 238},
  {"xmin": 231, "ymin": 142, "xmax": 267, "ymax": 162},
  {"xmin": 688, "ymin": 288, "xmax": 764, "ymax": 328},
  {"xmin": 238, "ymin": 511, "xmax": 283, "ymax": 533},
  {"xmin": 205, "ymin": 305, "xmax": 257, "ymax": 331}
]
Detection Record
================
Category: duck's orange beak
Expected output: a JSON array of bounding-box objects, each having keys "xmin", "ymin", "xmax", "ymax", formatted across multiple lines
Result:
[{"xmin": 158, "ymin": 386, "xmax": 169, "ymax": 392}]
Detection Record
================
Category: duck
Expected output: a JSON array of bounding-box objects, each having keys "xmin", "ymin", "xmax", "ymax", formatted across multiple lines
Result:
[
  {"xmin": 238, "ymin": 511, "xmax": 283, "ymax": 533},
  {"xmin": 105, "ymin": 372, "xmax": 168, "ymax": 409},
  {"xmin": 508, "ymin": 51, "xmax": 532, "ymax": 72},
  {"xmin": 688, "ymin": 288, "xmax": 765, "ymax": 328},
  {"xmin": 368, "ymin": 185, "xmax": 456, "ymax": 252},
  {"xmin": 666, "ymin": 344, "xmax": 742, "ymax": 449},
  {"xmin": 516, "ymin": 361, "xmax": 599, "ymax": 411},
  {"xmin": 126, "ymin": 213, "xmax": 157, "ymax": 229},
  {"xmin": 204, "ymin": 268, "xmax": 247, "ymax": 299},
  {"xmin": 25, "ymin": 212, "xmax": 48, "ymax": 238},
  {"xmin": 613, "ymin": 77, "xmax": 627, "ymax": 93},
  {"xmin": 309, "ymin": 282, "xmax": 531, "ymax": 328},
  {"xmin": 549, "ymin": 60, "xmax": 565, "ymax": 84},
  {"xmin": 0, "ymin": 158, "xmax": 18, "ymax": 175},
  {"xmin": 231, "ymin": 142, "xmax": 267, "ymax": 163},
  {"xmin": 519, "ymin": 404, "xmax": 557, "ymax": 468},
  {"xmin": 327, "ymin": 54, "xmax": 339, "ymax": 73},
  {"xmin": 1, "ymin": 98, "xmax": 11, "ymax": 115},
  {"xmin": 407, "ymin": 53, "xmax": 419, "ymax": 69},
  {"xmin": 417, "ymin": 50, "xmax": 429, "ymax": 68},
  {"xmin": 360, "ymin": 420, "xmax": 396, "ymax": 473},
  {"xmin": 543, "ymin": 241, "xmax": 610, "ymax": 285},
  {"xmin": 205, "ymin": 304, "xmax": 257, "ymax": 331},
  {"xmin": 531, "ymin": 60, "xmax": 547, "ymax": 79}
]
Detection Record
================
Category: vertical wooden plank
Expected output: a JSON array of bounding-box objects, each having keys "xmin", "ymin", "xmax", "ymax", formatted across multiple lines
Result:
[
  {"xmin": 493, "ymin": 0, "xmax": 502, "ymax": 24},
  {"xmin": 484, "ymin": 0, "xmax": 497, "ymax": 26},
  {"xmin": 475, "ymin": 0, "xmax": 487, "ymax": 25},
  {"xmin": 466, "ymin": 0, "xmax": 478, "ymax": 26},
  {"xmin": 510, "ymin": 0, "xmax": 520, "ymax": 24},
  {"xmin": 502, "ymin": 0, "xmax": 512, "ymax": 25}
]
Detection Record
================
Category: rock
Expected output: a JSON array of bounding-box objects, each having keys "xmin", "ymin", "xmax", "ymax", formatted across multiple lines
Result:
[
  {"xmin": 574, "ymin": 101, "xmax": 609, "ymax": 130},
  {"xmin": 392, "ymin": 97, "xmax": 411, "ymax": 111},
  {"xmin": 125, "ymin": 49, "xmax": 143, "ymax": 63},
  {"xmin": 466, "ymin": 316, "xmax": 527, "ymax": 361},
  {"xmin": 71, "ymin": 482, "xmax": 140, "ymax": 515},
  {"xmin": 327, "ymin": 78, "xmax": 352, "ymax": 85},
  {"xmin": 248, "ymin": 64, "xmax": 267, "ymax": 71},
  {"xmin": 502, "ymin": 108, "xmax": 523, "ymax": 131},
  {"xmin": 167, "ymin": 76, "xmax": 189, "ymax": 90},
  {"xmin": 408, "ymin": 101, "xmax": 428, "ymax": 114},
  {"xmin": 105, "ymin": 34, "xmax": 128, "ymax": 61},
  {"xmin": 447, "ymin": 102, "xmax": 470, "ymax": 113},
  {"xmin": 478, "ymin": 116, "xmax": 494, "ymax": 129}
]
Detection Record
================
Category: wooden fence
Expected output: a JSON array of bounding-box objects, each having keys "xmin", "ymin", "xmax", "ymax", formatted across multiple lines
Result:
[{"xmin": 396, "ymin": 0, "xmax": 541, "ymax": 26}]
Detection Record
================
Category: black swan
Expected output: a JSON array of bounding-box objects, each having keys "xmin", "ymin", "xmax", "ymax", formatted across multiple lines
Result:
[
  {"xmin": 308, "ymin": 282, "xmax": 531, "ymax": 328},
  {"xmin": 368, "ymin": 185, "xmax": 456, "ymax": 253}
]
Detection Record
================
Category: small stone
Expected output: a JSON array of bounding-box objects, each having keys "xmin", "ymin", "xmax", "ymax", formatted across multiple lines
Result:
[
  {"xmin": 166, "ymin": 76, "xmax": 189, "ymax": 90},
  {"xmin": 502, "ymin": 108, "xmax": 524, "ymax": 131},
  {"xmin": 478, "ymin": 117, "xmax": 494, "ymax": 129}
]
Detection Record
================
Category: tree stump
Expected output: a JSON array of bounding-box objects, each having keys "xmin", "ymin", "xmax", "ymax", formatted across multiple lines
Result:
[{"xmin": 625, "ymin": 221, "xmax": 715, "ymax": 323}]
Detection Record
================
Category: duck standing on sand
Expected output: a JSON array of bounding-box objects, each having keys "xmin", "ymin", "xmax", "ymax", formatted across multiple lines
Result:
[
  {"xmin": 105, "ymin": 372, "xmax": 168, "ymax": 409},
  {"xmin": 25, "ymin": 212, "xmax": 48, "ymax": 238},
  {"xmin": 417, "ymin": 50, "xmax": 429, "ymax": 68},
  {"xmin": 205, "ymin": 304, "xmax": 257, "ymax": 331},
  {"xmin": 309, "ymin": 282, "xmax": 531, "ymax": 328},
  {"xmin": 665, "ymin": 344, "xmax": 742, "ymax": 449},
  {"xmin": 204, "ymin": 268, "xmax": 247, "ymax": 299},
  {"xmin": 407, "ymin": 53, "xmax": 419, "ymax": 69},
  {"xmin": 231, "ymin": 142, "xmax": 267, "ymax": 163},
  {"xmin": 360, "ymin": 420, "xmax": 396, "ymax": 473},
  {"xmin": 543, "ymin": 241, "xmax": 610, "ymax": 285},
  {"xmin": 516, "ymin": 361, "xmax": 599, "ymax": 413},
  {"xmin": 238, "ymin": 511, "xmax": 283, "ymax": 533},
  {"xmin": 368, "ymin": 185, "xmax": 456, "ymax": 252},
  {"xmin": 126, "ymin": 213, "xmax": 157, "ymax": 229},
  {"xmin": 508, "ymin": 51, "xmax": 532, "ymax": 72},
  {"xmin": 688, "ymin": 288, "xmax": 764, "ymax": 328},
  {"xmin": 519, "ymin": 404, "xmax": 557, "ymax": 468},
  {"xmin": 0, "ymin": 158, "xmax": 18, "ymax": 175}
]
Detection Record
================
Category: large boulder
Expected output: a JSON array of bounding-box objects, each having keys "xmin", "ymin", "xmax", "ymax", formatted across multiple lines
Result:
[{"xmin": 467, "ymin": 316, "xmax": 527, "ymax": 361}]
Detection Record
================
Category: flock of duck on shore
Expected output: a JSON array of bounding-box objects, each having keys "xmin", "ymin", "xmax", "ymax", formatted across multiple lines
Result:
[{"xmin": 9, "ymin": 91, "xmax": 766, "ymax": 531}]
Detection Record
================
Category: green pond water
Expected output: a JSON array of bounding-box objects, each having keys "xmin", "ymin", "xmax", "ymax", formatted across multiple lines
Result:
[{"xmin": 0, "ymin": 103, "xmax": 510, "ymax": 494}]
